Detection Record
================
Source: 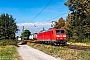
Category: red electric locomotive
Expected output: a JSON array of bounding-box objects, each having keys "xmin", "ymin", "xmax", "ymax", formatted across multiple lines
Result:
[{"xmin": 37, "ymin": 28, "xmax": 67, "ymax": 45}]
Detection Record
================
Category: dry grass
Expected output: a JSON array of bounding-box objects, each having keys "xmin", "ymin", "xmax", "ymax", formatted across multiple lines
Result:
[
  {"xmin": 27, "ymin": 42, "xmax": 90, "ymax": 60},
  {"xmin": 67, "ymin": 42, "xmax": 90, "ymax": 47}
]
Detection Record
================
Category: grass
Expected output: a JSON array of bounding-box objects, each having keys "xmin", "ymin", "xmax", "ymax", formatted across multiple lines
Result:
[
  {"xmin": 0, "ymin": 40, "xmax": 21, "ymax": 60},
  {"xmin": 0, "ymin": 45, "xmax": 21, "ymax": 60},
  {"xmin": 27, "ymin": 42, "xmax": 90, "ymax": 60}
]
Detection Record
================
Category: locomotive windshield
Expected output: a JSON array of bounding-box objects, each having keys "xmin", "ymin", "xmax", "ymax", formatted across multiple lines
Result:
[{"xmin": 56, "ymin": 30, "xmax": 65, "ymax": 34}]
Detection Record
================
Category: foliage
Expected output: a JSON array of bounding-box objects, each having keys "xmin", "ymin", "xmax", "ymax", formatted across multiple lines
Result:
[
  {"xmin": 54, "ymin": 17, "xmax": 65, "ymax": 28},
  {"xmin": 0, "ymin": 13, "xmax": 18, "ymax": 40},
  {"xmin": 22, "ymin": 29, "xmax": 31, "ymax": 40},
  {"xmin": 64, "ymin": 0, "xmax": 90, "ymax": 42},
  {"xmin": 69, "ymin": 38, "xmax": 90, "ymax": 43}
]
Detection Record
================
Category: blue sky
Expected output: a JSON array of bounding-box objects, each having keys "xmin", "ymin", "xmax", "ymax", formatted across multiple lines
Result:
[{"xmin": 0, "ymin": 0, "xmax": 69, "ymax": 36}]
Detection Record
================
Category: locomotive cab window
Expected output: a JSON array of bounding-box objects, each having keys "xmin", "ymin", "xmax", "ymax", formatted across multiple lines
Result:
[{"xmin": 56, "ymin": 30, "xmax": 65, "ymax": 34}]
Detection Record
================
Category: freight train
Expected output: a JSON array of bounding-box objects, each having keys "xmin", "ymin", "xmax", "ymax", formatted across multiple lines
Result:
[{"xmin": 29, "ymin": 28, "xmax": 67, "ymax": 45}]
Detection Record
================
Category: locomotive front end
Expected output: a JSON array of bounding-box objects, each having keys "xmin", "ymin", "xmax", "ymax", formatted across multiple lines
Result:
[{"xmin": 55, "ymin": 29, "xmax": 67, "ymax": 44}]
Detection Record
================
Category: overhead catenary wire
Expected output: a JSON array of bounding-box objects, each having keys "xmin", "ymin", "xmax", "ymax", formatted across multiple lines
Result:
[
  {"xmin": 34, "ymin": 11, "xmax": 69, "ymax": 23},
  {"xmin": 46, "ymin": 12, "xmax": 68, "ymax": 22},
  {"xmin": 34, "ymin": 11, "xmax": 69, "ymax": 29},
  {"xmin": 31, "ymin": 0, "xmax": 68, "ymax": 31},
  {"xmin": 30, "ymin": 0, "xmax": 52, "ymax": 22},
  {"xmin": 34, "ymin": 12, "xmax": 68, "ymax": 31},
  {"xmin": 42, "ymin": 10, "xmax": 63, "ymax": 22}
]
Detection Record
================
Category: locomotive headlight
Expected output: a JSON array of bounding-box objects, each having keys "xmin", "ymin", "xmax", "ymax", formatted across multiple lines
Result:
[
  {"xmin": 56, "ymin": 35, "xmax": 60, "ymax": 37},
  {"xmin": 57, "ymin": 38, "xmax": 58, "ymax": 39},
  {"xmin": 63, "ymin": 35, "xmax": 66, "ymax": 37}
]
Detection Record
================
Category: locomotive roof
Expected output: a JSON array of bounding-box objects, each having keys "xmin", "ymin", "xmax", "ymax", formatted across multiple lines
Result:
[
  {"xmin": 38, "ymin": 28, "xmax": 65, "ymax": 33},
  {"xmin": 49, "ymin": 28, "xmax": 65, "ymax": 30}
]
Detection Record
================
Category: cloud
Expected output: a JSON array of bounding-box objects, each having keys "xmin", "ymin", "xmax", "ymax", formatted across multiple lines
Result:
[{"xmin": 16, "ymin": 22, "xmax": 52, "ymax": 36}]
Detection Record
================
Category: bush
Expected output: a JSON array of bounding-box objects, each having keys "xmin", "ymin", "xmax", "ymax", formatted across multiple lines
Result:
[
  {"xmin": 82, "ymin": 38, "xmax": 90, "ymax": 43},
  {"xmin": 0, "ymin": 40, "xmax": 17, "ymax": 46},
  {"xmin": 68, "ymin": 37, "xmax": 90, "ymax": 43}
]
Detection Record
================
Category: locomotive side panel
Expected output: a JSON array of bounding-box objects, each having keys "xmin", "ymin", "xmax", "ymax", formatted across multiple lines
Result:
[
  {"xmin": 37, "ymin": 32, "xmax": 43, "ymax": 41},
  {"xmin": 43, "ymin": 31, "xmax": 51, "ymax": 41},
  {"xmin": 37, "ymin": 31, "xmax": 52, "ymax": 42}
]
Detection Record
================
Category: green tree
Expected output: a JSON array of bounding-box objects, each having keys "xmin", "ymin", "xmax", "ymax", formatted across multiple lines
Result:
[
  {"xmin": 64, "ymin": 13, "xmax": 74, "ymax": 40},
  {"xmin": 64, "ymin": 0, "xmax": 90, "ymax": 42},
  {"xmin": 0, "ymin": 13, "xmax": 18, "ymax": 39},
  {"xmin": 54, "ymin": 17, "xmax": 65, "ymax": 28},
  {"xmin": 22, "ymin": 29, "xmax": 31, "ymax": 40}
]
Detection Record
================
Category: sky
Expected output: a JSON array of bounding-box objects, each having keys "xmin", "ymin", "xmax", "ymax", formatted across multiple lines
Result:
[{"xmin": 0, "ymin": 0, "xmax": 69, "ymax": 36}]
